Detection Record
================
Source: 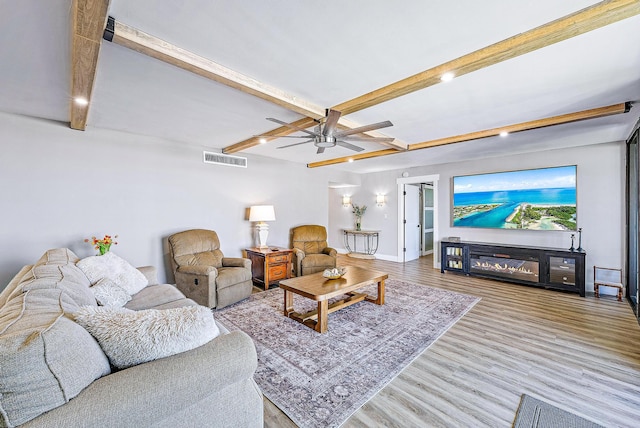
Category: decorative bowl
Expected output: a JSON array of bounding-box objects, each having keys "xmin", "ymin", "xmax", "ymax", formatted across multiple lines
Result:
[{"xmin": 323, "ymin": 267, "xmax": 347, "ymax": 279}]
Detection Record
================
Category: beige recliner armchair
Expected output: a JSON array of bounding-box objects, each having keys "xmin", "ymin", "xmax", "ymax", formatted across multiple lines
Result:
[
  {"xmin": 291, "ymin": 225, "xmax": 337, "ymax": 276},
  {"xmin": 168, "ymin": 229, "xmax": 253, "ymax": 309}
]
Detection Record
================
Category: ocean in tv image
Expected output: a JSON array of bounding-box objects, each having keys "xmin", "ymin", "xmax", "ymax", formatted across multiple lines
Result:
[{"xmin": 452, "ymin": 166, "xmax": 577, "ymax": 231}]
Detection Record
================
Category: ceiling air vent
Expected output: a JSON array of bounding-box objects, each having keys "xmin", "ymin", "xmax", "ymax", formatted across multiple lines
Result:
[{"xmin": 203, "ymin": 151, "xmax": 247, "ymax": 168}]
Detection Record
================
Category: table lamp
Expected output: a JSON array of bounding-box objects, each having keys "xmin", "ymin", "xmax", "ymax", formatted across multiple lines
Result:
[{"xmin": 249, "ymin": 205, "xmax": 276, "ymax": 248}]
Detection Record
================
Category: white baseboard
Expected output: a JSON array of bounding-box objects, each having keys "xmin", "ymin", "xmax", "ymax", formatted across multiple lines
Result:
[{"xmin": 375, "ymin": 253, "xmax": 399, "ymax": 262}]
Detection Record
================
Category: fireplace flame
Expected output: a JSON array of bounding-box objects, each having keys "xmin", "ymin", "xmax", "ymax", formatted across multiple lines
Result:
[{"xmin": 473, "ymin": 261, "xmax": 537, "ymax": 276}]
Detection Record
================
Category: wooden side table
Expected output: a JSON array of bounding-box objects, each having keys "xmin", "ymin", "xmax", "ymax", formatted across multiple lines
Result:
[{"xmin": 245, "ymin": 246, "xmax": 293, "ymax": 290}]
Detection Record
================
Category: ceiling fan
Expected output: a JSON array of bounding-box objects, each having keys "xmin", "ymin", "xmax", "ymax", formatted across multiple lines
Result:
[{"xmin": 264, "ymin": 109, "xmax": 395, "ymax": 154}]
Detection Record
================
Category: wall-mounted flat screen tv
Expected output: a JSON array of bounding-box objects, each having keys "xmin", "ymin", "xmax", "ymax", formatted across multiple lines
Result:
[{"xmin": 452, "ymin": 165, "xmax": 577, "ymax": 231}]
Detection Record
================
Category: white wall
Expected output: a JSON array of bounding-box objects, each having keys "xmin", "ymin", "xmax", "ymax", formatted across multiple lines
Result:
[
  {"xmin": 330, "ymin": 141, "xmax": 626, "ymax": 292},
  {"xmin": 1, "ymin": 111, "xmax": 627, "ymax": 294},
  {"xmin": 328, "ymin": 183, "xmax": 398, "ymax": 260},
  {"xmin": 0, "ymin": 112, "xmax": 358, "ymax": 289}
]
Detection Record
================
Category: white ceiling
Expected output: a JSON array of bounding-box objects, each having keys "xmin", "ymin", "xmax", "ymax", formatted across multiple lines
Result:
[{"xmin": 1, "ymin": 0, "xmax": 639, "ymax": 174}]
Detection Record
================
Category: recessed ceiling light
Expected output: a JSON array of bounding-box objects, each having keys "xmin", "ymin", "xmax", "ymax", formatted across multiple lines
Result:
[
  {"xmin": 348, "ymin": 158, "xmax": 354, "ymax": 163},
  {"xmin": 499, "ymin": 131, "xmax": 509, "ymax": 137},
  {"xmin": 259, "ymin": 138, "xmax": 267, "ymax": 144},
  {"xmin": 74, "ymin": 97, "xmax": 88, "ymax": 106},
  {"xmin": 440, "ymin": 72, "xmax": 455, "ymax": 82}
]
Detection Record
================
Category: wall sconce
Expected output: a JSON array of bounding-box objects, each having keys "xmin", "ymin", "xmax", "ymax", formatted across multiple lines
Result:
[
  {"xmin": 342, "ymin": 195, "xmax": 351, "ymax": 207},
  {"xmin": 376, "ymin": 194, "xmax": 386, "ymax": 207}
]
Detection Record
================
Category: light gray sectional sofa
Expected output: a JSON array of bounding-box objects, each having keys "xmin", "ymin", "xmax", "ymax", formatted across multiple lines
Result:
[{"xmin": 0, "ymin": 248, "xmax": 263, "ymax": 427}]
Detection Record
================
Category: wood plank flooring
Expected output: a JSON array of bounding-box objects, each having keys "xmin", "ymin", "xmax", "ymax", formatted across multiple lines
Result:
[{"xmin": 260, "ymin": 255, "xmax": 640, "ymax": 427}]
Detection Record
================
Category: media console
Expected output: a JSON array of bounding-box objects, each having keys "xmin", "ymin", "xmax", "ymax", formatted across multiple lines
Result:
[{"xmin": 441, "ymin": 239, "xmax": 586, "ymax": 296}]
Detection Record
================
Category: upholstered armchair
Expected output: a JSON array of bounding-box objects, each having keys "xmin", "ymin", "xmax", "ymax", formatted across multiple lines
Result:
[
  {"xmin": 291, "ymin": 225, "xmax": 337, "ymax": 276},
  {"xmin": 168, "ymin": 229, "xmax": 253, "ymax": 309}
]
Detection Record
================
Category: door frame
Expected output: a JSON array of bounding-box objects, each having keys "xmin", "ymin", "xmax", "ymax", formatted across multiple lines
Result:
[{"xmin": 397, "ymin": 174, "xmax": 440, "ymax": 268}]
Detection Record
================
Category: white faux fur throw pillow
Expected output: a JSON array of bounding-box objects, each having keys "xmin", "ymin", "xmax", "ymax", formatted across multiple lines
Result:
[
  {"xmin": 74, "ymin": 305, "xmax": 220, "ymax": 369},
  {"xmin": 90, "ymin": 278, "xmax": 131, "ymax": 307},
  {"xmin": 77, "ymin": 252, "xmax": 148, "ymax": 295}
]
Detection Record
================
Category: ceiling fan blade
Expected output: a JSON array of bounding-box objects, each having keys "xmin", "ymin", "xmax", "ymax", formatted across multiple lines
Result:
[
  {"xmin": 341, "ymin": 136, "xmax": 396, "ymax": 143},
  {"xmin": 322, "ymin": 109, "xmax": 341, "ymax": 137},
  {"xmin": 266, "ymin": 118, "xmax": 319, "ymax": 137},
  {"xmin": 336, "ymin": 141, "xmax": 365, "ymax": 152},
  {"xmin": 334, "ymin": 120, "xmax": 393, "ymax": 138},
  {"xmin": 316, "ymin": 147, "xmax": 325, "ymax": 154},
  {"xmin": 276, "ymin": 139, "xmax": 314, "ymax": 149}
]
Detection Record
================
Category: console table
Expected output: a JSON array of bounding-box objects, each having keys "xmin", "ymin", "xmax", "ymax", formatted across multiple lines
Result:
[
  {"xmin": 343, "ymin": 229, "xmax": 380, "ymax": 259},
  {"xmin": 245, "ymin": 246, "xmax": 293, "ymax": 290},
  {"xmin": 440, "ymin": 239, "xmax": 586, "ymax": 296}
]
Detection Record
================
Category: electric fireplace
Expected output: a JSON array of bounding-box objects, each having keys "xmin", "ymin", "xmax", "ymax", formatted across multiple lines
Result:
[
  {"xmin": 470, "ymin": 253, "xmax": 539, "ymax": 283},
  {"xmin": 441, "ymin": 239, "xmax": 586, "ymax": 296}
]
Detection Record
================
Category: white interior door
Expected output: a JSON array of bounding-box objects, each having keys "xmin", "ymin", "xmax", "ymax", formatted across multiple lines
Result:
[
  {"xmin": 422, "ymin": 184, "xmax": 434, "ymax": 255},
  {"xmin": 397, "ymin": 174, "xmax": 439, "ymax": 268},
  {"xmin": 404, "ymin": 184, "xmax": 421, "ymax": 262}
]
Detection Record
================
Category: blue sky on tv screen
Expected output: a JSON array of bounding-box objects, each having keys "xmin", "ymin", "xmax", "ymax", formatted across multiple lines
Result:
[{"xmin": 453, "ymin": 166, "xmax": 576, "ymax": 194}]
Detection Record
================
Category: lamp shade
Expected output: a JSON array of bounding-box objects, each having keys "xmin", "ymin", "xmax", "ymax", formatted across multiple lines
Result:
[{"xmin": 249, "ymin": 205, "xmax": 276, "ymax": 222}]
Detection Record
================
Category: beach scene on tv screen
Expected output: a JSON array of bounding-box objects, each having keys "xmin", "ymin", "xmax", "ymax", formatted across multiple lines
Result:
[{"xmin": 453, "ymin": 166, "xmax": 577, "ymax": 231}]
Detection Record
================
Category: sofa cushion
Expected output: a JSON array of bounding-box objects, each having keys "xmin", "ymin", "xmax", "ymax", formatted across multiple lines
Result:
[
  {"xmin": 17, "ymin": 248, "xmax": 95, "ymax": 309},
  {"xmin": 90, "ymin": 278, "xmax": 131, "ymax": 308},
  {"xmin": 74, "ymin": 305, "xmax": 220, "ymax": 369},
  {"xmin": 0, "ymin": 265, "xmax": 31, "ymax": 309},
  {"xmin": 76, "ymin": 252, "xmax": 148, "ymax": 295},
  {"xmin": 144, "ymin": 299, "xmax": 200, "ymax": 310},
  {"xmin": 34, "ymin": 247, "xmax": 80, "ymax": 265},
  {"xmin": 124, "ymin": 284, "xmax": 190, "ymax": 311},
  {"xmin": 0, "ymin": 289, "xmax": 111, "ymax": 427}
]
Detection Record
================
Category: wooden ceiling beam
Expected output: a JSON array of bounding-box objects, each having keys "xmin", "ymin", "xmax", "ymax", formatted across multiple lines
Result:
[
  {"xmin": 87, "ymin": 1, "xmax": 639, "ymax": 159},
  {"xmin": 307, "ymin": 149, "xmax": 401, "ymax": 169},
  {"xmin": 232, "ymin": 0, "xmax": 640, "ymax": 156},
  {"xmin": 333, "ymin": 0, "xmax": 640, "ymax": 116},
  {"xmin": 70, "ymin": 0, "xmax": 111, "ymax": 130},
  {"xmin": 108, "ymin": 19, "xmax": 407, "ymax": 152},
  {"xmin": 308, "ymin": 102, "xmax": 632, "ymax": 168},
  {"xmin": 409, "ymin": 102, "xmax": 631, "ymax": 150},
  {"xmin": 109, "ymin": 20, "xmax": 326, "ymax": 120},
  {"xmin": 223, "ymin": 117, "xmax": 317, "ymax": 153}
]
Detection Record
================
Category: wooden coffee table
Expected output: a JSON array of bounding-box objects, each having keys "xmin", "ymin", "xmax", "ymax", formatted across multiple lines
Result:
[{"xmin": 278, "ymin": 265, "xmax": 388, "ymax": 333}]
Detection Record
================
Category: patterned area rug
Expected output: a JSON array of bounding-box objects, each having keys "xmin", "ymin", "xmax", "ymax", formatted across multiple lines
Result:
[
  {"xmin": 216, "ymin": 279, "xmax": 480, "ymax": 428},
  {"xmin": 513, "ymin": 395, "xmax": 604, "ymax": 428}
]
